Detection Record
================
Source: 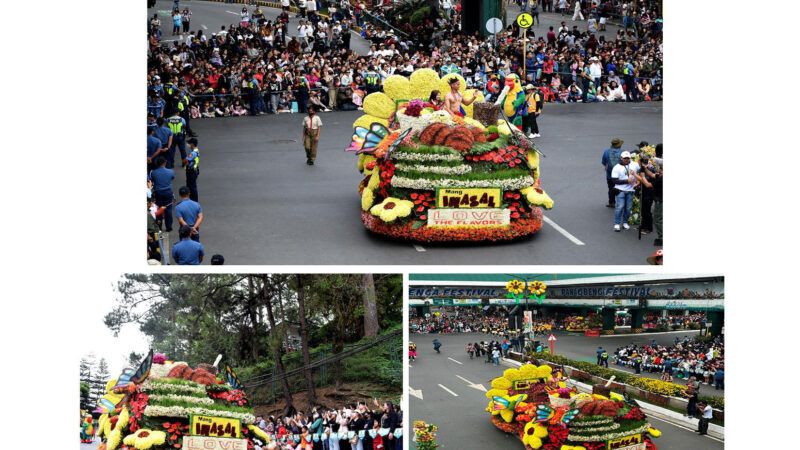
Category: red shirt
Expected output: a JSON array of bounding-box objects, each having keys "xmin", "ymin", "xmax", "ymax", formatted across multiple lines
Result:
[{"xmin": 373, "ymin": 435, "xmax": 384, "ymax": 450}]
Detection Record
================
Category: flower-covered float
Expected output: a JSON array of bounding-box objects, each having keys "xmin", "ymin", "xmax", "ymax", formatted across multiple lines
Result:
[
  {"xmin": 94, "ymin": 350, "xmax": 270, "ymax": 450},
  {"xmin": 485, "ymin": 364, "xmax": 662, "ymax": 450},
  {"xmin": 564, "ymin": 315, "xmax": 603, "ymax": 333},
  {"xmin": 347, "ymin": 69, "xmax": 554, "ymax": 243}
]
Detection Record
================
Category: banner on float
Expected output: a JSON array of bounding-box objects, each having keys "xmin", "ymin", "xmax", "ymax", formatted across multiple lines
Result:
[
  {"xmin": 427, "ymin": 208, "xmax": 510, "ymax": 226},
  {"xmin": 182, "ymin": 436, "xmax": 248, "ymax": 450},
  {"xmin": 436, "ymin": 187, "xmax": 501, "ymax": 208},
  {"xmin": 189, "ymin": 414, "xmax": 241, "ymax": 438},
  {"xmin": 606, "ymin": 433, "xmax": 646, "ymax": 450}
]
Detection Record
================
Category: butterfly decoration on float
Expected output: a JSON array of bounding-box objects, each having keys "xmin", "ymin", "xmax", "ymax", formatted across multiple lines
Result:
[
  {"xmin": 346, "ymin": 122, "xmax": 412, "ymax": 159},
  {"xmin": 535, "ymin": 405, "xmax": 580, "ymax": 427}
]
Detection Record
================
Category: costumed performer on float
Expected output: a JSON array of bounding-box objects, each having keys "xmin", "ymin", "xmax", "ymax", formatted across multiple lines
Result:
[{"xmin": 444, "ymin": 77, "xmax": 477, "ymax": 117}]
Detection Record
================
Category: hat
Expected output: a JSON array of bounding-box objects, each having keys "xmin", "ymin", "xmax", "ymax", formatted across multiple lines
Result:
[
  {"xmin": 620, "ymin": 151, "xmax": 631, "ymax": 158},
  {"xmin": 611, "ymin": 138, "xmax": 624, "ymax": 148},
  {"xmin": 153, "ymin": 75, "xmax": 161, "ymax": 80},
  {"xmin": 647, "ymin": 249, "xmax": 663, "ymax": 265},
  {"xmin": 525, "ymin": 84, "xmax": 534, "ymax": 90},
  {"xmin": 638, "ymin": 141, "xmax": 649, "ymax": 148}
]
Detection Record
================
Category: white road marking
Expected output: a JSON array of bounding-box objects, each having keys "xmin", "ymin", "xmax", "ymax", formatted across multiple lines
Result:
[
  {"xmin": 409, "ymin": 387, "xmax": 423, "ymax": 400},
  {"xmin": 438, "ymin": 384, "xmax": 459, "ymax": 397},
  {"xmin": 456, "ymin": 375, "xmax": 488, "ymax": 392},
  {"xmin": 543, "ymin": 215, "xmax": 585, "ymax": 245},
  {"xmin": 413, "ymin": 244, "xmax": 426, "ymax": 252},
  {"xmin": 226, "ymin": 11, "xmax": 240, "ymax": 15},
  {"xmin": 202, "ymin": 24, "xmax": 208, "ymax": 30},
  {"xmin": 647, "ymin": 415, "xmax": 724, "ymax": 443},
  {"xmin": 447, "ymin": 357, "xmax": 463, "ymax": 365}
]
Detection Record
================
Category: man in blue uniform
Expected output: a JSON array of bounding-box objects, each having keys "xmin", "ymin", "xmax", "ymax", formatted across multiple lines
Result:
[
  {"xmin": 153, "ymin": 117, "xmax": 173, "ymax": 155},
  {"xmin": 175, "ymin": 186, "xmax": 203, "ymax": 241},
  {"xmin": 147, "ymin": 127, "xmax": 167, "ymax": 171},
  {"xmin": 183, "ymin": 137, "xmax": 200, "ymax": 201},
  {"xmin": 166, "ymin": 111, "xmax": 186, "ymax": 169},
  {"xmin": 149, "ymin": 157, "xmax": 175, "ymax": 231},
  {"xmin": 172, "ymin": 225, "xmax": 205, "ymax": 265}
]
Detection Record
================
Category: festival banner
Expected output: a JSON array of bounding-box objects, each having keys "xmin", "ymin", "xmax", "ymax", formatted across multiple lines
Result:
[
  {"xmin": 427, "ymin": 208, "xmax": 510, "ymax": 226},
  {"xmin": 189, "ymin": 414, "xmax": 242, "ymax": 438},
  {"xmin": 436, "ymin": 187, "xmax": 502, "ymax": 208},
  {"xmin": 182, "ymin": 436, "xmax": 248, "ymax": 450},
  {"xmin": 606, "ymin": 433, "xmax": 646, "ymax": 450},
  {"xmin": 523, "ymin": 311, "xmax": 533, "ymax": 333}
]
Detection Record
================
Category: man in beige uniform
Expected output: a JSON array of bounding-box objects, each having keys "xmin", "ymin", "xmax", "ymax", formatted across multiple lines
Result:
[
  {"xmin": 444, "ymin": 78, "xmax": 477, "ymax": 117},
  {"xmin": 302, "ymin": 106, "xmax": 322, "ymax": 165}
]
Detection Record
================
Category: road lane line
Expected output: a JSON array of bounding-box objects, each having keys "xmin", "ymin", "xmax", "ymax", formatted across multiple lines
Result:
[
  {"xmin": 455, "ymin": 375, "xmax": 473, "ymax": 383},
  {"xmin": 447, "ymin": 357, "xmax": 463, "ymax": 365},
  {"xmin": 226, "ymin": 11, "xmax": 240, "ymax": 15},
  {"xmin": 202, "ymin": 24, "xmax": 208, "ymax": 30},
  {"xmin": 543, "ymin": 215, "xmax": 585, "ymax": 245},
  {"xmin": 413, "ymin": 244, "xmax": 426, "ymax": 252},
  {"xmin": 647, "ymin": 415, "xmax": 724, "ymax": 443},
  {"xmin": 409, "ymin": 387, "xmax": 423, "ymax": 400},
  {"xmin": 438, "ymin": 384, "xmax": 459, "ymax": 397}
]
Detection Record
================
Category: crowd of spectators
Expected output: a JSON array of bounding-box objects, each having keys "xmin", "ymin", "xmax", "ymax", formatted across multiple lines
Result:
[
  {"xmin": 611, "ymin": 335, "xmax": 724, "ymax": 389},
  {"xmin": 251, "ymin": 400, "xmax": 403, "ymax": 450},
  {"xmin": 146, "ymin": 0, "xmax": 662, "ymax": 120}
]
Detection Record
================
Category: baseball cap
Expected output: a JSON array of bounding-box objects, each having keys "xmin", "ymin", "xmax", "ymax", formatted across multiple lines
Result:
[{"xmin": 620, "ymin": 151, "xmax": 631, "ymax": 158}]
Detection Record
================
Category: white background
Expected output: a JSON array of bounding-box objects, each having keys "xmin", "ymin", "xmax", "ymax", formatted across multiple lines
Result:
[{"xmin": 1, "ymin": 0, "xmax": 799, "ymax": 447}]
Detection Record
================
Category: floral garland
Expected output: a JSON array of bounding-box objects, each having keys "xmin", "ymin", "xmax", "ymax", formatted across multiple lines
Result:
[
  {"xmin": 393, "ymin": 162, "xmax": 472, "ymax": 175},
  {"xmin": 569, "ymin": 418, "xmax": 615, "ymax": 428},
  {"xmin": 567, "ymin": 423, "xmax": 621, "ymax": 434},
  {"xmin": 392, "ymin": 150, "xmax": 463, "ymax": 162},
  {"xmin": 143, "ymin": 405, "xmax": 256, "ymax": 424},
  {"xmin": 147, "ymin": 394, "xmax": 215, "ymax": 405},
  {"xmin": 361, "ymin": 208, "xmax": 542, "ymax": 242},
  {"xmin": 390, "ymin": 174, "xmax": 535, "ymax": 191},
  {"xmin": 567, "ymin": 423, "xmax": 651, "ymax": 442},
  {"xmin": 142, "ymin": 380, "xmax": 207, "ymax": 395}
]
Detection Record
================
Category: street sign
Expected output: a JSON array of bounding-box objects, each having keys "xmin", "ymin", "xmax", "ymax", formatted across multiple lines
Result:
[
  {"xmin": 547, "ymin": 334, "xmax": 557, "ymax": 341},
  {"xmin": 485, "ymin": 17, "xmax": 503, "ymax": 35},
  {"xmin": 516, "ymin": 13, "xmax": 533, "ymax": 29},
  {"xmin": 547, "ymin": 333, "xmax": 557, "ymax": 354}
]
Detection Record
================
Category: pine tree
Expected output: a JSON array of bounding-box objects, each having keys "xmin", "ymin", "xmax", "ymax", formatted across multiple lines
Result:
[{"xmin": 92, "ymin": 358, "xmax": 111, "ymax": 403}]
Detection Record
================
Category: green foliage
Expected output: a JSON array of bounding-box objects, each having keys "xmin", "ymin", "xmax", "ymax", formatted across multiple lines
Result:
[
  {"xmin": 394, "ymin": 165, "xmax": 530, "ymax": 181},
  {"xmin": 699, "ymin": 395, "xmax": 724, "ymax": 410},
  {"xmin": 529, "ymin": 352, "xmax": 634, "ymax": 384},
  {"xmin": 409, "ymin": 7, "xmax": 430, "ymax": 26}
]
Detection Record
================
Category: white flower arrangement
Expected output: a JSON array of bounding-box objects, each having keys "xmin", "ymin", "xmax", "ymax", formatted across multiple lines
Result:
[
  {"xmin": 394, "ymin": 163, "xmax": 472, "ymax": 175},
  {"xmin": 148, "ymin": 394, "xmax": 215, "ymax": 405},
  {"xmin": 567, "ymin": 423, "xmax": 651, "ymax": 442},
  {"xmin": 142, "ymin": 380, "xmax": 207, "ymax": 395},
  {"xmin": 392, "ymin": 150, "xmax": 463, "ymax": 163},
  {"xmin": 396, "ymin": 110, "xmax": 453, "ymax": 132},
  {"xmin": 569, "ymin": 423, "xmax": 621, "ymax": 433},
  {"xmin": 391, "ymin": 175, "xmax": 534, "ymax": 191},
  {"xmin": 143, "ymin": 405, "xmax": 256, "ymax": 424},
  {"xmin": 569, "ymin": 418, "xmax": 615, "ymax": 428}
]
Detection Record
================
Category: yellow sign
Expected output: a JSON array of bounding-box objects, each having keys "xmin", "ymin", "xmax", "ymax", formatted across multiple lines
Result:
[
  {"xmin": 516, "ymin": 13, "xmax": 533, "ymax": 29},
  {"xmin": 190, "ymin": 415, "xmax": 241, "ymax": 439},
  {"xmin": 436, "ymin": 187, "xmax": 501, "ymax": 208},
  {"xmin": 607, "ymin": 434, "xmax": 645, "ymax": 450},
  {"xmin": 512, "ymin": 378, "xmax": 543, "ymax": 390}
]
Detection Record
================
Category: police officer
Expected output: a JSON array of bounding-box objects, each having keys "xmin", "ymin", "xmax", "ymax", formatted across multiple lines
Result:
[
  {"xmin": 149, "ymin": 157, "xmax": 175, "ymax": 232},
  {"xmin": 147, "ymin": 126, "xmax": 167, "ymax": 172},
  {"xmin": 184, "ymin": 137, "xmax": 200, "ymax": 201},
  {"xmin": 166, "ymin": 110, "xmax": 187, "ymax": 169},
  {"xmin": 172, "ymin": 225, "xmax": 205, "ymax": 265},
  {"xmin": 148, "ymin": 91, "xmax": 166, "ymax": 118},
  {"xmin": 633, "ymin": 353, "xmax": 642, "ymax": 374},
  {"xmin": 176, "ymin": 81, "xmax": 198, "ymax": 137},
  {"xmin": 364, "ymin": 66, "xmax": 380, "ymax": 95},
  {"xmin": 175, "ymin": 186, "xmax": 203, "ymax": 242},
  {"xmin": 153, "ymin": 117, "xmax": 174, "ymax": 155}
]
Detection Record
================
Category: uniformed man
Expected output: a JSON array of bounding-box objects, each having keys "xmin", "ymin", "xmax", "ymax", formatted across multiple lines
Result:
[
  {"xmin": 175, "ymin": 186, "xmax": 203, "ymax": 242},
  {"xmin": 364, "ymin": 66, "xmax": 380, "ymax": 94},
  {"xmin": 149, "ymin": 157, "xmax": 175, "ymax": 232},
  {"xmin": 523, "ymin": 84, "xmax": 543, "ymax": 139},
  {"xmin": 302, "ymin": 106, "xmax": 322, "ymax": 165},
  {"xmin": 153, "ymin": 117, "xmax": 174, "ymax": 155},
  {"xmin": 172, "ymin": 225, "xmax": 205, "ymax": 265},
  {"xmin": 166, "ymin": 111, "xmax": 187, "ymax": 169},
  {"xmin": 147, "ymin": 127, "xmax": 167, "ymax": 172},
  {"xmin": 183, "ymin": 137, "xmax": 200, "ymax": 201},
  {"xmin": 176, "ymin": 81, "xmax": 198, "ymax": 137}
]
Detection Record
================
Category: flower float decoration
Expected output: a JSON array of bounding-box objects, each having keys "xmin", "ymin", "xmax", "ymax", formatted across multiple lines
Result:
[
  {"xmin": 348, "ymin": 68, "xmax": 554, "ymax": 243},
  {"xmin": 485, "ymin": 362, "xmax": 662, "ymax": 450},
  {"xmin": 92, "ymin": 351, "xmax": 267, "ymax": 450},
  {"xmin": 413, "ymin": 421, "xmax": 439, "ymax": 450}
]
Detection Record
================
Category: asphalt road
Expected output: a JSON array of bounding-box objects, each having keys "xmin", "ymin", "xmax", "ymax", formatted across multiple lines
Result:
[
  {"xmin": 408, "ymin": 333, "xmax": 723, "ymax": 450},
  {"xmin": 149, "ymin": 0, "xmax": 371, "ymax": 54},
  {"xmin": 156, "ymin": 102, "xmax": 661, "ymax": 264}
]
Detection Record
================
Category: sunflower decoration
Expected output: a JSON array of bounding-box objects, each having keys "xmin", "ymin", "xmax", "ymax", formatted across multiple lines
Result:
[
  {"xmin": 123, "ymin": 429, "xmax": 167, "ymax": 449},
  {"xmin": 506, "ymin": 279, "xmax": 525, "ymax": 296},
  {"xmin": 370, "ymin": 198, "xmax": 414, "ymax": 223},
  {"xmin": 529, "ymin": 281, "xmax": 547, "ymax": 304},
  {"xmin": 522, "ymin": 422, "xmax": 548, "ymax": 449}
]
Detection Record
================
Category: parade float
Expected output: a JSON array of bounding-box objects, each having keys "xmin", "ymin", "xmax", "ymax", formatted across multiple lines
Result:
[
  {"xmin": 485, "ymin": 364, "xmax": 661, "ymax": 450},
  {"xmin": 93, "ymin": 350, "xmax": 270, "ymax": 450},
  {"xmin": 347, "ymin": 69, "xmax": 554, "ymax": 243},
  {"xmin": 564, "ymin": 316, "xmax": 602, "ymax": 333}
]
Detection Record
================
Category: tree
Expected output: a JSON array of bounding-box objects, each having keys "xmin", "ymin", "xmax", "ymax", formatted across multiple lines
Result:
[
  {"xmin": 127, "ymin": 351, "xmax": 144, "ymax": 368},
  {"xmin": 295, "ymin": 274, "xmax": 316, "ymax": 405},
  {"xmin": 261, "ymin": 275, "xmax": 295, "ymax": 416},
  {"xmin": 92, "ymin": 358, "xmax": 111, "ymax": 403},
  {"xmin": 80, "ymin": 382, "xmax": 92, "ymax": 411},
  {"xmin": 362, "ymin": 274, "xmax": 379, "ymax": 338}
]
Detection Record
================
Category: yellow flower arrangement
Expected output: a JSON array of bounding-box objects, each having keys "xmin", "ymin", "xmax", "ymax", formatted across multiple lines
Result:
[
  {"xmin": 367, "ymin": 170, "xmax": 381, "ymax": 190},
  {"xmin": 116, "ymin": 408, "xmax": 130, "ymax": 430},
  {"xmin": 409, "ymin": 68, "xmax": 441, "ymax": 101},
  {"xmin": 561, "ymin": 446, "xmax": 587, "ymax": 450},
  {"xmin": 462, "ymin": 116, "xmax": 487, "ymax": 129},
  {"xmin": 370, "ymin": 198, "xmax": 414, "ymax": 223},
  {"xmin": 529, "ymin": 281, "xmax": 547, "ymax": 297},
  {"xmin": 521, "ymin": 186, "xmax": 554, "ymax": 209},
  {"xmin": 361, "ymin": 188, "xmax": 375, "ymax": 211},
  {"xmin": 506, "ymin": 279, "xmax": 524, "ymax": 295},
  {"xmin": 627, "ymin": 378, "xmax": 686, "ymax": 397},
  {"xmin": 357, "ymin": 153, "xmax": 366, "ymax": 172},
  {"xmin": 123, "ymin": 429, "xmax": 167, "ymax": 450},
  {"xmin": 647, "ymin": 427, "xmax": 662, "ymax": 438},
  {"xmin": 97, "ymin": 414, "xmax": 108, "ymax": 438},
  {"xmin": 107, "ymin": 427, "xmax": 122, "ymax": 450},
  {"xmin": 462, "ymin": 89, "xmax": 485, "ymax": 118},
  {"xmin": 363, "ymin": 92, "xmax": 396, "ymax": 119},
  {"xmin": 248, "ymin": 425, "xmax": 271, "ymax": 443},
  {"xmin": 383, "ymin": 74, "xmax": 412, "ymax": 101},
  {"xmin": 353, "ymin": 114, "xmax": 389, "ymax": 131},
  {"xmin": 526, "ymin": 150, "xmax": 540, "ymax": 179},
  {"xmin": 522, "ymin": 422, "xmax": 548, "ymax": 449}
]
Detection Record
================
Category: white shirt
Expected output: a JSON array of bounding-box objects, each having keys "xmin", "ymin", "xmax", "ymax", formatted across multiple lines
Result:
[
  {"xmin": 306, "ymin": 0, "xmax": 317, "ymax": 12},
  {"xmin": 702, "ymin": 405, "xmax": 712, "ymax": 419},
  {"xmin": 282, "ymin": 0, "xmax": 290, "ymax": 5},
  {"xmin": 611, "ymin": 162, "xmax": 640, "ymax": 192},
  {"xmin": 492, "ymin": 349, "xmax": 500, "ymax": 358},
  {"xmin": 589, "ymin": 62, "xmax": 602, "ymax": 80}
]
